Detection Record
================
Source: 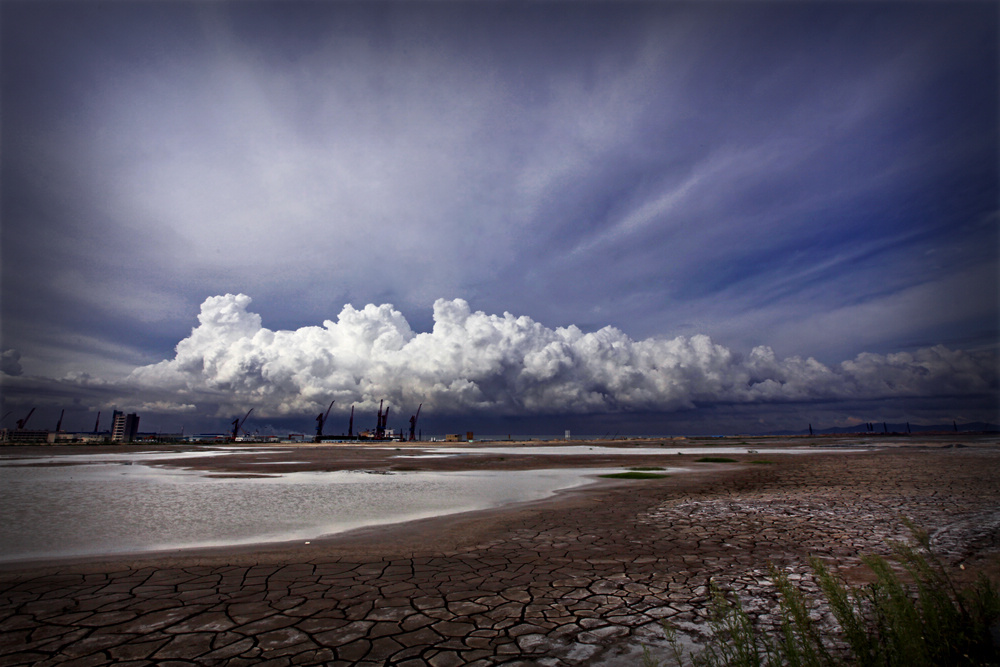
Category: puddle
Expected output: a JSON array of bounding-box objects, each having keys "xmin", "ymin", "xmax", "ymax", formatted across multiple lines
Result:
[
  {"xmin": 0, "ymin": 455, "xmax": 649, "ymax": 563},
  {"xmin": 0, "ymin": 447, "xmax": 286, "ymax": 467}
]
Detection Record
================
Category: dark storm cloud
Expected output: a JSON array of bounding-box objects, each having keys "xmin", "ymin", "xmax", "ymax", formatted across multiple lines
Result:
[
  {"xmin": 5, "ymin": 294, "xmax": 995, "ymax": 434},
  {"xmin": 1, "ymin": 350, "xmax": 23, "ymax": 377},
  {"xmin": 1, "ymin": 2, "xmax": 996, "ymax": 432}
]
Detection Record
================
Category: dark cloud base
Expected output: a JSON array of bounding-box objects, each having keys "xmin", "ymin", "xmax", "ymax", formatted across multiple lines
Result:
[
  {"xmin": 2, "ymin": 295, "xmax": 996, "ymax": 437},
  {"xmin": 3, "ymin": 392, "xmax": 996, "ymax": 439}
]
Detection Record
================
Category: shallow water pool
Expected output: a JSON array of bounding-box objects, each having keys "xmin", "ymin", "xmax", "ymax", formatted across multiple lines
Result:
[{"xmin": 0, "ymin": 455, "xmax": 644, "ymax": 563}]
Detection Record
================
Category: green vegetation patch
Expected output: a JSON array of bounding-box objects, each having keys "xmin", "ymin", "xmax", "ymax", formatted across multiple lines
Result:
[
  {"xmin": 629, "ymin": 466, "xmax": 666, "ymax": 471},
  {"xmin": 750, "ymin": 459, "xmax": 776, "ymax": 464},
  {"xmin": 598, "ymin": 471, "xmax": 668, "ymax": 480},
  {"xmin": 695, "ymin": 456, "xmax": 738, "ymax": 463},
  {"xmin": 641, "ymin": 519, "xmax": 1000, "ymax": 667}
]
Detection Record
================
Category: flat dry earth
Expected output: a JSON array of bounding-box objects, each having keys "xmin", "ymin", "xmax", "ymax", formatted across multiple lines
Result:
[{"xmin": 1, "ymin": 434, "xmax": 998, "ymax": 666}]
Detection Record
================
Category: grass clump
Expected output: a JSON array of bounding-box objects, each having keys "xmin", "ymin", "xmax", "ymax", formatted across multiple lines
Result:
[
  {"xmin": 631, "ymin": 466, "xmax": 667, "ymax": 471},
  {"xmin": 696, "ymin": 457, "xmax": 738, "ymax": 463},
  {"xmin": 642, "ymin": 519, "xmax": 1000, "ymax": 667},
  {"xmin": 750, "ymin": 460, "xmax": 776, "ymax": 465},
  {"xmin": 599, "ymin": 471, "xmax": 668, "ymax": 479}
]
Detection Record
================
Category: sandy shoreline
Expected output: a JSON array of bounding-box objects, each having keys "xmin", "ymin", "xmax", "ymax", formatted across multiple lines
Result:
[{"xmin": 1, "ymin": 434, "xmax": 998, "ymax": 665}]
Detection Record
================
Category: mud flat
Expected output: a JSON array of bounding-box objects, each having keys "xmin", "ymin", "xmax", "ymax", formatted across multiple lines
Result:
[{"xmin": 1, "ymin": 434, "xmax": 998, "ymax": 665}]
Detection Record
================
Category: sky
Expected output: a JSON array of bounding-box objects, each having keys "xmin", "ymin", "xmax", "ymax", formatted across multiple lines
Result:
[{"xmin": 1, "ymin": 1, "xmax": 998, "ymax": 437}]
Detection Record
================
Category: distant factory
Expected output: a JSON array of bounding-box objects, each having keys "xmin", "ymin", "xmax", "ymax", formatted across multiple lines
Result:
[
  {"xmin": 1, "ymin": 407, "xmax": 141, "ymax": 444},
  {"xmin": 1, "ymin": 398, "xmax": 432, "ymax": 445},
  {"xmin": 313, "ymin": 400, "xmax": 423, "ymax": 443}
]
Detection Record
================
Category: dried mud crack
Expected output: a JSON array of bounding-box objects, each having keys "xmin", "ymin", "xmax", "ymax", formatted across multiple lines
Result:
[{"xmin": 1, "ymin": 437, "xmax": 998, "ymax": 666}]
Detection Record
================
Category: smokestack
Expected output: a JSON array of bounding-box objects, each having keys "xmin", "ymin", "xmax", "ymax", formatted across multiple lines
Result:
[{"xmin": 94, "ymin": 411, "xmax": 101, "ymax": 433}]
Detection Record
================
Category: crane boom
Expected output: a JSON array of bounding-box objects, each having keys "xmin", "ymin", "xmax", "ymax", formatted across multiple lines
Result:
[
  {"xmin": 16, "ymin": 408, "xmax": 35, "ymax": 430},
  {"xmin": 315, "ymin": 400, "xmax": 335, "ymax": 440},
  {"xmin": 232, "ymin": 408, "xmax": 254, "ymax": 440},
  {"xmin": 409, "ymin": 403, "xmax": 422, "ymax": 441}
]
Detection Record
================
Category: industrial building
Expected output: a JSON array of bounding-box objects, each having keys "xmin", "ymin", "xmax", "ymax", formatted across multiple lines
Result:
[
  {"xmin": 1, "ymin": 429, "xmax": 108, "ymax": 444},
  {"xmin": 110, "ymin": 411, "xmax": 140, "ymax": 443}
]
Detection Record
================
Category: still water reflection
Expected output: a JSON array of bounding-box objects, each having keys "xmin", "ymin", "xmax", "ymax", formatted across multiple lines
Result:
[{"xmin": 0, "ymin": 454, "xmax": 627, "ymax": 563}]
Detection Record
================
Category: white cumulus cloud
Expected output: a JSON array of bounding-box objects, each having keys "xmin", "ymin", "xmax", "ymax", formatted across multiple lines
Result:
[{"xmin": 127, "ymin": 294, "xmax": 999, "ymax": 418}]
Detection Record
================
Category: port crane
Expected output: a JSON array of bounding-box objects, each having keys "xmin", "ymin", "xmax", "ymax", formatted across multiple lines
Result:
[
  {"xmin": 372, "ymin": 401, "xmax": 391, "ymax": 440},
  {"xmin": 360, "ymin": 401, "xmax": 392, "ymax": 440},
  {"xmin": 315, "ymin": 400, "xmax": 335, "ymax": 442},
  {"xmin": 231, "ymin": 409, "xmax": 254, "ymax": 441},
  {"xmin": 16, "ymin": 408, "xmax": 35, "ymax": 430},
  {"xmin": 409, "ymin": 404, "xmax": 422, "ymax": 441}
]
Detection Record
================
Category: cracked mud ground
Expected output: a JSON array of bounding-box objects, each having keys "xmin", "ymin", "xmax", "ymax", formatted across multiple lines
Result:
[{"xmin": 1, "ymin": 436, "xmax": 998, "ymax": 666}]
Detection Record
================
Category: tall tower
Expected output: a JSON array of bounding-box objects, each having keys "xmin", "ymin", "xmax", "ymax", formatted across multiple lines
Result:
[
  {"xmin": 111, "ymin": 411, "xmax": 140, "ymax": 443},
  {"xmin": 111, "ymin": 410, "xmax": 124, "ymax": 441}
]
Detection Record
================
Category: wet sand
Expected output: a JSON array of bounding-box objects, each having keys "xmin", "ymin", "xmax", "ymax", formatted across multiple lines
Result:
[{"xmin": 1, "ymin": 434, "xmax": 998, "ymax": 666}]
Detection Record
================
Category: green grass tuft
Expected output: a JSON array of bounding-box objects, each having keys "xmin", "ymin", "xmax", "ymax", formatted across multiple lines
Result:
[
  {"xmin": 630, "ymin": 466, "xmax": 667, "ymax": 471},
  {"xmin": 695, "ymin": 457, "xmax": 738, "ymax": 463},
  {"xmin": 641, "ymin": 519, "xmax": 1000, "ymax": 667},
  {"xmin": 750, "ymin": 460, "xmax": 775, "ymax": 465}
]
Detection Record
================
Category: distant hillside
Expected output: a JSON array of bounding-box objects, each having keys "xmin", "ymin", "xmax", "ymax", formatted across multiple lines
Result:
[{"xmin": 767, "ymin": 422, "xmax": 999, "ymax": 436}]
